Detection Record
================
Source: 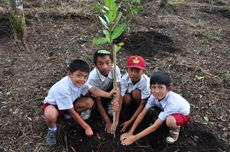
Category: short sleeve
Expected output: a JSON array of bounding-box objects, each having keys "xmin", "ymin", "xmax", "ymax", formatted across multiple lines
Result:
[
  {"xmin": 81, "ymin": 85, "xmax": 89, "ymax": 96},
  {"xmin": 140, "ymin": 75, "xmax": 150, "ymax": 99},
  {"xmin": 120, "ymin": 79, "xmax": 127, "ymax": 96},
  {"xmin": 158, "ymin": 112, "xmax": 168, "ymax": 121},
  {"xmin": 145, "ymin": 95, "xmax": 155, "ymax": 110},
  {"xmin": 55, "ymin": 88, "xmax": 73, "ymax": 110},
  {"xmin": 115, "ymin": 65, "xmax": 121, "ymax": 82},
  {"xmin": 158, "ymin": 100, "xmax": 178, "ymax": 121},
  {"xmin": 141, "ymin": 85, "xmax": 151, "ymax": 99},
  {"xmin": 86, "ymin": 69, "xmax": 98, "ymax": 89},
  {"xmin": 86, "ymin": 82, "xmax": 93, "ymax": 89}
]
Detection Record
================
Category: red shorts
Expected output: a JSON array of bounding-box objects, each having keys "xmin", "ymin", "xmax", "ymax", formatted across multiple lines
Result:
[
  {"xmin": 41, "ymin": 103, "xmax": 67, "ymax": 117},
  {"xmin": 171, "ymin": 113, "xmax": 192, "ymax": 126}
]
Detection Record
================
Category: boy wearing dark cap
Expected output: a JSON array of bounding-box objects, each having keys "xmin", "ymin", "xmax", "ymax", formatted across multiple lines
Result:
[
  {"xmin": 116, "ymin": 55, "xmax": 151, "ymax": 132},
  {"xmin": 120, "ymin": 70, "xmax": 191, "ymax": 145}
]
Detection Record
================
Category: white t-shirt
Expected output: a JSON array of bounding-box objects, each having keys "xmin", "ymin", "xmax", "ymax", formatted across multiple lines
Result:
[
  {"xmin": 86, "ymin": 65, "xmax": 121, "ymax": 91},
  {"xmin": 145, "ymin": 91, "xmax": 190, "ymax": 121},
  {"xmin": 120, "ymin": 73, "xmax": 151, "ymax": 100},
  {"xmin": 43, "ymin": 76, "xmax": 89, "ymax": 110}
]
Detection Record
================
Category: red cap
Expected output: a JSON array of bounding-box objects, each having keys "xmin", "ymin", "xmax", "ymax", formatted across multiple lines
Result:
[{"xmin": 127, "ymin": 55, "xmax": 145, "ymax": 70}]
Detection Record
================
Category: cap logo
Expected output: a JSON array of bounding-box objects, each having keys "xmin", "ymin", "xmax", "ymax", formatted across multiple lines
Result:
[{"xmin": 133, "ymin": 57, "xmax": 140, "ymax": 64}]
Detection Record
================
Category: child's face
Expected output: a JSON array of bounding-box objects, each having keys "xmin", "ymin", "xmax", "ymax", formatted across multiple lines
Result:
[
  {"xmin": 69, "ymin": 70, "xmax": 89, "ymax": 87},
  {"xmin": 95, "ymin": 55, "xmax": 112, "ymax": 76},
  {"xmin": 127, "ymin": 68, "xmax": 144, "ymax": 83},
  {"xmin": 150, "ymin": 84, "xmax": 170, "ymax": 101}
]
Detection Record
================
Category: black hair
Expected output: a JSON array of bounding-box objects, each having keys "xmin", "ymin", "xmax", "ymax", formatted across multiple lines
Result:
[
  {"xmin": 150, "ymin": 70, "xmax": 172, "ymax": 87},
  {"xmin": 93, "ymin": 49, "xmax": 113, "ymax": 64},
  {"xmin": 68, "ymin": 59, "xmax": 90, "ymax": 73}
]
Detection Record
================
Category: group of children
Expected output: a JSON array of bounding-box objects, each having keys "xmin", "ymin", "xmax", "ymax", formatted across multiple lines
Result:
[{"xmin": 42, "ymin": 50, "xmax": 191, "ymax": 146}]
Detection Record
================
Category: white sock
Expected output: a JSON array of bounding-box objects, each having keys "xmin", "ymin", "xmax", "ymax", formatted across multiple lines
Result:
[{"xmin": 48, "ymin": 127, "xmax": 57, "ymax": 131}]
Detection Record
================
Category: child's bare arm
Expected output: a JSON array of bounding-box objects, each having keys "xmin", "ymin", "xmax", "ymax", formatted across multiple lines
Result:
[
  {"xmin": 120, "ymin": 99, "xmax": 146, "ymax": 132},
  {"xmin": 89, "ymin": 87, "xmax": 117, "ymax": 98},
  {"xmin": 131, "ymin": 99, "xmax": 146, "ymax": 122},
  {"xmin": 129, "ymin": 107, "xmax": 148, "ymax": 134},
  {"xmin": 135, "ymin": 118, "xmax": 163, "ymax": 140},
  {"xmin": 115, "ymin": 96, "xmax": 123, "ymax": 122},
  {"xmin": 67, "ymin": 108, "xmax": 93, "ymax": 136},
  {"xmin": 121, "ymin": 118, "xmax": 164, "ymax": 146},
  {"xmin": 120, "ymin": 107, "xmax": 148, "ymax": 142}
]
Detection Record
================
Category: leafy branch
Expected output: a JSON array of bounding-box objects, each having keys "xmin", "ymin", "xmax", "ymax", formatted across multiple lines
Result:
[{"xmin": 92, "ymin": 0, "xmax": 142, "ymax": 135}]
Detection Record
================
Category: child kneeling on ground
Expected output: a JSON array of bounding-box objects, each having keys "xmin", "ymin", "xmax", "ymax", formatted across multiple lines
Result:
[
  {"xmin": 42, "ymin": 59, "xmax": 95, "ymax": 146},
  {"xmin": 116, "ymin": 55, "xmax": 151, "ymax": 132},
  {"xmin": 120, "ymin": 70, "xmax": 191, "ymax": 145},
  {"xmin": 86, "ymin": 49, "xmax": 121, "ymax": 133}
]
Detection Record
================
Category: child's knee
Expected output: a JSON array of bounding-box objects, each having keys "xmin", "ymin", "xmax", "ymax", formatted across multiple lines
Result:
[
  {"xmin": 131, "ymin": 89, "xmax": 141, "ymax": 102},
  {"xmin": 85, "ymin": 97, "xmax": 94, "ymax": 108},
  {"xmin": 44, "ymin": 106, "xmax": 58, "ymax": 120},
  {"xmin": 123, "ymin": 94, "xmax": 132, "ymax": 105},
  {"xmin": 166, "ymin": 116, "xmax": 177, "ymax": 128}
]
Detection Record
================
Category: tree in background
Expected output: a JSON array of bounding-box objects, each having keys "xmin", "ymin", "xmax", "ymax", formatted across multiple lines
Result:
[{"xmin": 9, "ymin": 0, "xmax": 28, "ymax": 43}]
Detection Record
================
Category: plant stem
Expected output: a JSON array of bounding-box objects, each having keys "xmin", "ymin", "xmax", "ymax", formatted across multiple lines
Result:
[{"xmin": 112, "ymin": 44, "xmax": 117, "ymax": 137}]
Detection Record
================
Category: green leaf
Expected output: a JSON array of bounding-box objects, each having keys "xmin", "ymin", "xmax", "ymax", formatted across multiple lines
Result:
[
  {"xmin": 103, "ymin": 29, "xmax": 112, "ymax": 43},
  {"xmin": 93, "ymin": 37, "xmax": 108, "ymax": 45},
  {"xmin": 103, "ymin": 15, "xmax": 110, "ymax": 24},
  {"xmin": 103, "ymin": 6, "xmax": 109, "ymax": 11},
  {"xmin": 101, "ymin": 8, "xmax": 107, "ymax": 15},
  {"xmin": 114, "ymin": 12, "xmax": 122, "ymax": 24},
  {"xmin": 99, "ymin": 16, "xmax": 108, "ymax": 29},
  {"xmin": 195, "ymin": 75, "xmax": 204, "ymax": 81},
  {"xmin": 114, "ymin": 42, "xmax": 124, "ymax": 52},
  {"xmin": 111, "ymin": 23, "xmax": 127, "ymax": 40},
  {"xmin": 127, "ymin": 6, "xmax": 132, "ymax": 14},
  {"xmin": 104, "ymin": 0, "xmax": 112, "ymax": 8},
  {"xmin": 107, "ymin": 0, "xmax": 118, "ymax": 23}
]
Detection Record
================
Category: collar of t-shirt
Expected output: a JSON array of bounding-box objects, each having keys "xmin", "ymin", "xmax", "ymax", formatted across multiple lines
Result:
[
  {"xmin": 67, "ymin": 76, "xmax": 86, "ymax": 90},
  {"xmin": 96, "ymin": 68, "xmax": 113, "ymax": 82},
  {"xmin": 158, "ymin": 91, "xmax": 171, "ymax": 108},
  {"xmin": 127, "ymin": 74, "xmax": 143, "ymax": 85}
]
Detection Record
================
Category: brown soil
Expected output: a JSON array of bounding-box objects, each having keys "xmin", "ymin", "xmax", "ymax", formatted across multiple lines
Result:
[{"xmin": 0, "ymin": 0, "xmax": 229, "ymax": 152}]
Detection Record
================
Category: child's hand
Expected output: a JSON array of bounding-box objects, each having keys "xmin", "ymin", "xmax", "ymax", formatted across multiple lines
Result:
[
  {"xmin": 120, "ymin": 132, "xmax": 132, "ymax": 142},
  {"xmin": 85, "ymin": 126, "xmax": 93, "ymax": 137},
  {"xmin": 112, "ymin": 99, "xmax": 119, "ymax": 112},
  {"xmin": 108, "ymin": 89, "xmax": 115, "ymax": 98},
  {"xmin": 120, "ymin": 120, "xmax": 132, "ymax": 132},
  {"xmin": 105, "ymin": 121, "xmax": 113, "ymax": 134},
  {"xmin": 121, "ymin": 135, "xmax": 137, "ymax": 146},
  {"xmin": 114, "ymin": 87, "xmax": 120, "ymax": 97},
  {"xmin": 109, "ymin": 87, "xmax": 119, "ymax": 98}
]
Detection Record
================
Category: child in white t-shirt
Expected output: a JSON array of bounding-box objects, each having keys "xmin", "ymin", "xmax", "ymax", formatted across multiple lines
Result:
[
  {"xmin": 86, "ymin": 49, "xmax": 121, "ymax": 133},
  {"xmin": 42, "ymin": 59, "xmax": 94, "ymax": 145},
  {"xmin": 116, "ymin": 55, "xmax": 151, "ymax": 132},
  {"xmin": 120, "ymin": 70, "xmax": 191, "ymax": 146}
]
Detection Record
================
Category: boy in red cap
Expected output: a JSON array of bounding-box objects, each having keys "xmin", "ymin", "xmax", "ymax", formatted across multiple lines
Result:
[{"xmin": 115, "ymin": 55, "xmax": 151, "ymax": 132}]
